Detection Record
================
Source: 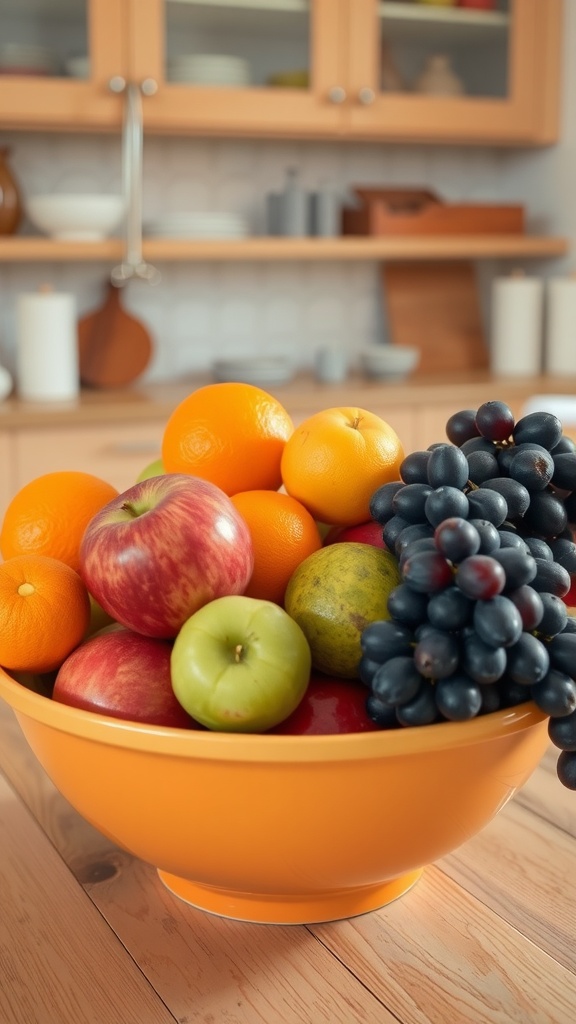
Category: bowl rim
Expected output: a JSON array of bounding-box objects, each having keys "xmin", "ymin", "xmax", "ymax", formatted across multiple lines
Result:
[{"xmin": 0, "ymin": 666, "xmax": 546, "ymax": 764}]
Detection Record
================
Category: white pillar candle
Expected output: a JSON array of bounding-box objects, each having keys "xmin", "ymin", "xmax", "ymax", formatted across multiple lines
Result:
[
  {"xmin": 490, "ymin": 273, "xmax": 543, "ymax": 377},
  {"xmin": 545, "ymin": 277, "xmax": 576, "ymax": 376},
  {"xmin": 16, "ymin": 289, "xmax": 79, "ymax": 402}
]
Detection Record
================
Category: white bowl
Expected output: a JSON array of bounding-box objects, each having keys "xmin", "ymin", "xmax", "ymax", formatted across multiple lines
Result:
[
  {"xmin": 359, "ymin": 345, "xmax": 420, "ymax": 380},
  {"xmin": 26, "ymin": 194, "xmax": 125, "ymax": 241}
]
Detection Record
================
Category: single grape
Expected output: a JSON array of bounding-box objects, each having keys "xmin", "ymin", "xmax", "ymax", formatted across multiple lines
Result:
[
  {"xmin": 508, "ymin": 448, "xmax": 554, "ymax": 491},
  {"xmin": 395, "ymin": 523, "xmax": 435, "ymax": 559},
  {"xmin": 497, "ymin": 530, "xmax": 528, "ymax": 552},
  {"xmin": 556, "ymin": 751, "xmax": 576, "ymax": 790},
  {"xmin": 531, "ymin": 670, "xmax": 576, "ymax": 717},
  {"xmin": 466, "ymin": 449, "xmax": 500, "ymax": 485},
  {"xmin": 435, "ymin": 674, "xmax": 483, "ymax": 721},
  {"xmin": 366, "ymin": 693, "xmax": 399, "ymax": 728},
  {"xmin": 369, "ymin": 481, "xmax": 405, "ymax": 524},
  {"xmin": 475, "ymin": 400, "xmax": 515, "ymax": 442},
  {"xmin": 371, "ymin": 656, "xmax": 423, "ymax": 706},
  {"xmin": 383, "ymin": 514, "xmax": 411, "ymax": 550},
  {"xmin": 360, "ymin": 619, "xmax": 414, "ymax": 661},
  {"xmin": 497, "ymin": 442, "xmax": 550, "ymax": 477},
  {"xmin": 480, "ymin": 478, "xmax": 530, "ymax": 520},
  {"xmin": 396, "ymin": 683, "xmax": 439, "ymax": 727},
  {"xmin": 492, "ymin": 548, "xmax": 537, "ymax": 590},
  {"xmin": 473, "ymin": 595, "xmax": 523, "ymax": 648},
  {"xmin": 399, "ymin": 450, "xmax": 431, "ymax": 485},
  {"xmin": 523, "ymin": 536, "xmax": 554, "ymax": 561},
  {"xmin": 551, "ymin": 451, "xmax": 576, "ymax": 491},
  {"xmin": 561, "ymin": 616, "xmax": 576, "ymax": 634},
  {"xmin": 427, "ymin": 585, "xmax": 474, "ymax": 631},
  {"xmin": 424, "ymin": 486, "xmax": 469, "ymax": 528},
  {"xmin": 513, "ymin": 411, "xmax": 563, "ymax": 450},
  {"xmin": 507, "ymin": 584, "xmax": 544, "ymax": 631},
  {"xmin": 549, "ymin": 537, "xmax": 576, "ymax": 574},
  {"xmin": 468, "ymin": 518, "xmax": 501, "ymax": 554},
  {"xmin": 552, "ymin": 435, "xmax": 576, "ymax": 454},
  {"xmin": 466, "ymin": 488, "xmax": 508, "ymax": 527},
  {"xmin": 538, "ymin": 592, "xmax": 569, "ymax": 637},
  {"xmin": 522, "ymin": 490, "xmax": 568, "ymax": 539},
  {"xmin": 387, "ymin": 583, "xmax": 429, "ymax": 628},
  {"xmin": 392, "ymin": 483, "xmax": 433, "ymax": 524},
  {"xmin": 402, "ymin": 549, "xmax": 454, "ymax": 593},
  {"xmin": 531, "ymin": 559, "xmax": 571, "ymax": 598},
  {"xmin": 462, "ymin": 634, "xmax": 507, "ymax": 684},
  {"xmin": 413, "ymin": 628, "xmax": 460, "ymax": 679},
  {"xmin": 398, "ymin": 538, "xmax": 437, "ymax": 571},
  {"xmin": 478, "ymin": 684, "xmax": 502, "ymax": 715},
  {"xmin": 427, "ymin": 444, "xmax": 470, "ymax": 490},
  {"xmin": 506, "ymin": 633, "xmax": 550, "ymax": 686},
  {"xmin": 358, "ymin": 653, "xmax": 381, "ymax": 687},
  {"xmin": 545, "ymin": 633, "xmax": 576, "ymax": 676},
  {"xmin": 456, "ymin": 555, "xmax": 506, "ymax": 600},
  {"xmin": 434, "ymin": 517, "xmax": 480, "ymax": 563},
  {"xmin": 445, "ymin": 409, "xmax": 480, "ymax": 446},
  {"xmin": 548, "ymin": 709, "xmax": 576, "ymax": 751}
]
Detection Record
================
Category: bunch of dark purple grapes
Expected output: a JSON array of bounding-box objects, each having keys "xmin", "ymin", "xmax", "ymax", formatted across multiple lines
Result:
[{"xmin": 361, "ymin": 400, "xmax": 576, "ymax": 791}]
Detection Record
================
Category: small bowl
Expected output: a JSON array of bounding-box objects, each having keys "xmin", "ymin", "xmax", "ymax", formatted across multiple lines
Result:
[
  {"xmin": 359, "ymin": 345, "xmax": 420, "ymax": 380},
  {"xmin": 0, "ymin": 666, "xmax": 549, "ymax": 925},
  {"xmin": 26, "ymin": 194, "xmax": 125, "ymax": 241}
]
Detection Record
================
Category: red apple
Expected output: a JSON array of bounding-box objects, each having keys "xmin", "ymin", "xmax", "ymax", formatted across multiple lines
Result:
[
  {"xmin": 269, "ymin": 672, "xmax": 380, "ymax": 735},
  {"xmin": 53, "ymin": 627, "xmax": 200, "ymax": 728},
  {"xmin": 323, "ymin": 519, "xmax": 386, "ymax": 549},
  {"xmin": 80, "ymin": 474, "xmax": 254, "ymax": 638}
]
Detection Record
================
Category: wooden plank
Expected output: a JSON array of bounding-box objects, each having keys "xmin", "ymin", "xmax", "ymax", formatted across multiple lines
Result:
[
  {"xmin": 310, "ymin": 866, "xmax": 576, "ymax": 1024},
  {"xmin": 0, "ymin": 236, "xmax": 568, "ymax": 263},
  {"xmin": 0, "ymin": 772, "xmax": 176, "ymax": 1024}
]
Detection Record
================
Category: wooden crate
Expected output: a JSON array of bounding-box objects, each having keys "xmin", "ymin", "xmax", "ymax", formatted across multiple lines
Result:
[{"xmin": 342, "ymin": 188, "xmax": 525, "ymax": 237}]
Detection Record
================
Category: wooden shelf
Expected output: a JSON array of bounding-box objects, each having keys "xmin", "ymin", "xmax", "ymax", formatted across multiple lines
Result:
[{"xmin": 0, "ymin": 235, "xmax": 568, "ymax": 263}]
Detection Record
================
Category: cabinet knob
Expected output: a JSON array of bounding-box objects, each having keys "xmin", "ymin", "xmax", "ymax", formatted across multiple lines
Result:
[
  {"xmin": 358, "ymin": 87, "xmax": 376, "ymax": 105},
  {"xmin": 140, "ymin": 78, "xmax": 158, "ymax": 96},
  {"xmin": 327, "ymin": 85, "xmax": 347, "ymax": 105},
  {"xmin": 108, "ymin": 75, "xmax": 127, "ymax": 94}
]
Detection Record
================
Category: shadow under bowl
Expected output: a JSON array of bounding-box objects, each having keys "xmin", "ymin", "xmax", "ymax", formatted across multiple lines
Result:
[{"xmin": 0, "ymin": 667, "xmax": 549, "ymax": 925}]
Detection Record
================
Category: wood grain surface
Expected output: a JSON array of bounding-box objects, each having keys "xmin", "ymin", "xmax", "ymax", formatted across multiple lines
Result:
[{"xmin": 0, "ymin": 698, "xmax": 574, "ymax": 1024}]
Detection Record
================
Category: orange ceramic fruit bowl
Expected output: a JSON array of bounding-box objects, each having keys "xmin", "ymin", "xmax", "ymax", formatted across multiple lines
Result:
[{"xmin": 0, "ymin": 666, "xmax": 549, "ymax": 925}]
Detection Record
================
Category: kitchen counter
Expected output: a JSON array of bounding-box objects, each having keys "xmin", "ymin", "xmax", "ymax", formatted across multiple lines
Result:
[
  {"xmin": 0, "ymin": 371, "xmax": 575, "ymax": 430},
  {"xmin": 1, "ymin": 697, "xmax": 575, "ymax": 1024}
]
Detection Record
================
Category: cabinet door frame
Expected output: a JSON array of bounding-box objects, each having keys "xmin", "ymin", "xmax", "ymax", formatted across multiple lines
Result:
[
  {"xmin": 346, "ymin": 0, "xmax": 562, "ymax": 145},
  {"xmin": 128, "ymin": 0, "xmax": 347, "ymax": 137},
  {"xmin": 0, "ymin": 0, "xmax": 126, "ymax": 131}
]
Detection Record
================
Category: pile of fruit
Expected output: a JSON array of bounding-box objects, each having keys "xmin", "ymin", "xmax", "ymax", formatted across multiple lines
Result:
[{"xmin": 0, "ymin": 386, "xmax": 575, "ymax": 793}]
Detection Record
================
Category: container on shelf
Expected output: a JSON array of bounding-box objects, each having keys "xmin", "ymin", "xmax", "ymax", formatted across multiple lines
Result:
[
  {"xmin": 16, "ymin": 287, "xmax": 79, "ymax": 402},
  {"xmin": 490, "ymin": 270, "xmax": 543, "ymax": 378}
]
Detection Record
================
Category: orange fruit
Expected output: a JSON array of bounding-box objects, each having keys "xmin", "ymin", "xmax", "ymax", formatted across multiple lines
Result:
[
  {"xmin": 0, "ymin": 554, "xmax": 91, "ymax": 673},
  {"xmin": 230, "ymin": 490, "xmax": 323, "ymax": 605},
  {"xmin": 161, "ymin": 382, "xmax": 294, "ymax": 495},
  {"xmin": 0, "ymin": 470, "xmax": 119, "ymax": 575},
  {"xmin": 281, "ymin": 406, "xmax": 405, "ymax": 527}
]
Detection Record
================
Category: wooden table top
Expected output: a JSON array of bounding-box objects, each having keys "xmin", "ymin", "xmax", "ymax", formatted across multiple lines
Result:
[{"xmin": 1, "ymin": 696, "xmax": 575, "ymax": 1024}]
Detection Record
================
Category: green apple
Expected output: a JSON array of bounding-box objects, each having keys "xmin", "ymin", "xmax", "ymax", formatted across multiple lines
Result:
[
  {"xmin": 171, "ymin": 595, "xmax": 311, "ymax": 732},
  {"xmin": 136, "ymin": 457, "xmax": 164, "ymax": 482}
]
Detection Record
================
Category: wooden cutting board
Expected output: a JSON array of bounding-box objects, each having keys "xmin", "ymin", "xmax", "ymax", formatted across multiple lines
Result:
[
  {"xmin": 382, "ymin": 261, "xmax": 489, "ymax": 374},
  {"xmin": 78, "ymin": 280, "xmax": 153, "ymax": 388}
]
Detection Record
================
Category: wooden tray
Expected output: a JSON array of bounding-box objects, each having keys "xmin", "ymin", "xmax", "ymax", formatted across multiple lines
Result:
[
  {"xmin": 382, "ymin": 261, "xmax": 489, "ymax": 374},
  {"xmin": 342, "ymin": 188, "xmax": 524, "ymax": 237}
]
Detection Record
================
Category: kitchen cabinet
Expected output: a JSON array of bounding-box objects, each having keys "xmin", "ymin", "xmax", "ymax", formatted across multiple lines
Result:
[{"xmin": 0, "ymin": 0, "xmax": 563, "ymax": 146}]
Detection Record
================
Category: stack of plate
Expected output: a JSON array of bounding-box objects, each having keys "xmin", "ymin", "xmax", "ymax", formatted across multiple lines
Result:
[
  {"xmin": 144, "ymin": 212, "xmax": 250, "ymax": 240},
  {"xmin": 167, "ymin": 54, "xmax": 250, "ymax": 86},
  {"xmin": 212, "ymin": 358, "xmax": 295, "ymax": 387}
]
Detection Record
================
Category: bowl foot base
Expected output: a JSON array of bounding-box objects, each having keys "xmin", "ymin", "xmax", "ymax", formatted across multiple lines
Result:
[{"xmin": 157, "ymin": 868, "xmax": 423, "ymax": 924}]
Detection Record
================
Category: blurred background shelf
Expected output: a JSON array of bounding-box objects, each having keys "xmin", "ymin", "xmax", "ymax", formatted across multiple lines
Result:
[{"xmin": 0, "ymin": 235, "xmax": 568, "ymax": 263}]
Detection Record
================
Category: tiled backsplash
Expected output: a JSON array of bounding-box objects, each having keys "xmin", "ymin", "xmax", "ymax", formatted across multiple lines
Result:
[{"xmin": 0, "ymin": 132, "xmax": 538, "ymax": 384}]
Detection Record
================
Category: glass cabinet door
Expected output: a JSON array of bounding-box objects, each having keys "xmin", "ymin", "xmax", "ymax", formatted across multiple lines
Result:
[
  {"xmin": 0, "ymin": 0, "xmax": 125, "ymax": 130},
  {"xmin": 347, "ymin": 0, "xmax": 559, "ymax": 144},
  {"xmin": 130, "ymin": 0, "xmax": 345, "ymax": 135}
]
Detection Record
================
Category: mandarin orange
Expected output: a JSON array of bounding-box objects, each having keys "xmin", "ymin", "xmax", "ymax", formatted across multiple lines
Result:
[
  {"xmin": 161, "ymin": 382, "xmax": 293, "ymax": 495},
  {"xmin": 0, "ymin": 470, "xmax": 119, "ymax": 574},
  {"xmin": 0, "ymin": 554, "xmax": 90, "ymax": 673},
  {"xmin": 230, "ymin": 489, "xmax": 322, "ymax": 605},
  {"xmin": 281, "ymin": 406, "xmax": 404, "ymax": 527}
]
